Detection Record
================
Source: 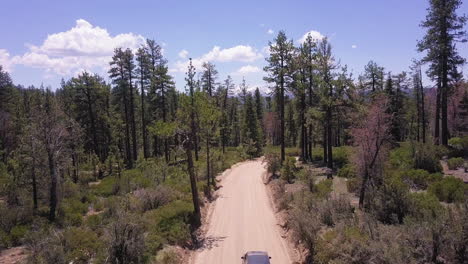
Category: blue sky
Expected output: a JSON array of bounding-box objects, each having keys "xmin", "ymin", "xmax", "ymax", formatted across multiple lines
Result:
[{"xmin": 1, "ymin": 0, "xmax": 467, "ymax": 92}]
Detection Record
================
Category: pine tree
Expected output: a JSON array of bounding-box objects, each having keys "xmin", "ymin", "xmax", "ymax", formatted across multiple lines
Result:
[
  {"xmin": 185, "ymin": 58, "xmax": 199, "ymax": 161},
  {"xmin": 201, "ymin": 62, "xmax": 218, "ymax": 97},
  {"xmin": 418, "ymin": 0, "xmax": 467, "ymax": 145},
  {"xmin": 363, "ymin": 60, "xmax": 385, "ymax": 92},
  {"xmin": 264, "ymin": 31, "xmax": 294, "ymax": 163},
  {"xmin": 136, "ymin": 47, "xmax": 151, "ymax": 159}
]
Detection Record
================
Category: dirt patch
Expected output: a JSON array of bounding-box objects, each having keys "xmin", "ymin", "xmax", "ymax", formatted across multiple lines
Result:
[
  {"xmin": 440, "ymin": 160, "xmax": 468, "ymax": 183},
  {"xmin": 0, "ymin": 246, "xmax": 27, "ymax": 264},
  {"xmin": 88, "ymin": 180, "xmax": 101, "ymax": 186}
]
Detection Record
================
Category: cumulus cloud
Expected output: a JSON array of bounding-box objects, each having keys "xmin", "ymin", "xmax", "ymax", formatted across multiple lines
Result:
[
  {"xmin": 178, "ymin": 49, "xmax": 189, "ymax": 59},
  {"xmin": 170, "ymin": 45, "xmax": 262, "ymax": 73},
  {"xmin": 267, "ymin": 29, "xmax": 274, "ymax": 34},
  {"xmin": 233, "ymin": 65, "xmax": 261, "ymax": 76},
  {"xmin": 0, "ymin": 49, "xmax": 14, "ymax": 72},
  {"xmin": 8, "ymin": 19, "xmax": 145, "ymax": 75},
  {"xmin": 298, "ymin": 30, "xmax": 324, "ymax": 44},
  {"xmin": 352, "ymin": 44, "xmax": 358, "ymax": 49}
]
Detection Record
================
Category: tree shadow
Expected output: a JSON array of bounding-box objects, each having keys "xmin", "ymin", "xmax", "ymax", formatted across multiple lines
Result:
[{"xmin": 195, "ymin": 235, "xmax": 227, "ymax": 250}]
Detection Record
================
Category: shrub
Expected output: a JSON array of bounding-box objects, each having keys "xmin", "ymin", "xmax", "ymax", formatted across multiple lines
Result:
[
  {"xmin": 9, "ymin": 225, "xmax": 29, "ymax": 246},
  {"xmin": 346, "ymin": 177, "xmax": 361, "ymax": 194},
  {"xmin": 429, "ymin": 176, "xmax": 466, "ymax": 203},
  {"xmin": 311, "ymin": 179, "xmax": 333, "ymax": 199},
  {"xmin": 59, "ymin": 198, "xmax": 88, "ymax": 226},
  {"xmin": 401, "ymin": 169, "xmax": 443, "ymax": 189},
  {"xmin": 280, "ymin": 157, "xmax": 296, "ymax": 183},
  {"xmin": 264, "ymin": 153, "xmax": 281, "ymax": 177},
  {"xmin": 337, "ymin": 164, "xmax": 357, "ymax": 178},
  {"xmin": 154, "ymin": 246, "xmax": 181, "ymax": 264},
  {"xmin": 312, "ymin": 148, "xmax": 324, "ymax": 162},
  {"xmin": 406, "ymin": 192, "xmax": 445, "ymax": 222},
  {"xmin": 143, "ymin": 200, "xmax": 193, "ymax": 253},
  {"xmin": 333, "ymin": 146, "xmax": 350, "ymax": 168},
  {"xmin": 413, "ymin": 143, "xmax": 445, "ymax": 173},
  {"xmin": 133, "ymin": 186, "xmax": 174, "ymax": 212},
  {"xmin": 64, "ymin": 227, "xmax": 103, "ymax": 263},
  {"xmin": 107, "ymin": 215, "xmax": 145, "ymax": 264},
  {"xmin": 448, "ymin": 157, "xmax": 464, "ymax": 170},
  {"xmin": 373, "ymin": 175, "xmax": 410, "ymax": 224}
]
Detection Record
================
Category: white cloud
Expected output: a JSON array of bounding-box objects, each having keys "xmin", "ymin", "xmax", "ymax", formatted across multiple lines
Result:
[
  {"xmin": 170, "ymin": 45, "xmax": 263, "ymax": 73},
  {"xmin": 8, "ymin": 19, "xmax": 146, "ymax": 75},
  {"xmin": 233, "ymin": 65, "xmax": 261, "ymax": 76},
  {"xmin": 351, "ymin": 44, "xmax": 358, "ymax": 49},
  {"xmin": 0, "ymin": 49, "xmax": 14, "ymax": 72},
  {"xmin": 298, "ymin": 30, "xmax": 325, "ymax": 44},
  {"xmin": 178, "ymin": 49, "xmax": 189, "ymax": 59},
  {"xmin": 267, "ymin": 29, "xmax": 274, "ymax": 35}
]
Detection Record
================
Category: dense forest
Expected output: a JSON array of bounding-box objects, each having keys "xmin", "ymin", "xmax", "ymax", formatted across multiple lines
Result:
[{"xmin": 0, "ymin": 0, "xmax": 467, "ymax": 263}]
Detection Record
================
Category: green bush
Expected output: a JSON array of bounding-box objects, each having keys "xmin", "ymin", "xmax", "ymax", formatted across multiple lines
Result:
[
  {"xmin": 280, "ymin": 157, "xmax": 296, "ymax": 183},
  {"xmin": 144, "ymin": 200, "xmax": 193, "ymax": 253},
  {"xmin": 59, "ymin": 198, "xmax": 88, "ymax": 226},
  {"xmin": 401, "ymin": 169, "xmax": 443, "ymax": 189},
  {"xmin": 337, "ymin": 164, "xmax": 356, "ymax": 178},
  {"xmin": 311, "ymin": 179, "xmax": 333, "ymax": 199},
  {"xmin": 390, "ymin": 143, "xmax": 445, "ymax": 173},
  {"xmin": 374, "ymin": 175, "xmax": 410, "ymax": 224},
  {"xmin": 406, "ymin": 192, "xmax": 445, "ymax": 222},
  {"xmin": 333, "ymin": 146, "xmax": 350, "ymax": 168},
  {"xmin": 447, "ymin": 157, "xmax": 464, "ymax": 170},
  {"xmin": 429, "ymin": 176, "xmax": 466, "ymax": 203},
  {"xmin": 64, "ymin": 227, "xmax": 103, "ymax": 263},
  {"xmin": 413, "ymin": 143, "xmax": 445, "ymax": 173},
  {"xmin": 312, "ymin": 148, "xmax": 324, "ymax": 162},
  {"xmin": 9, "ymin": 225, "xmax": 29, "ymax": 246},
  {"xmin": 264, "ymin": 153, "xmax": 281, "ymax": 177}
]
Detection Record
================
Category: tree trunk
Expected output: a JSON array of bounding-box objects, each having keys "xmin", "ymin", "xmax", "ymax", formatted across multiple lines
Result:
[
  {"xmin": 206, "ymin": 139, "xmax": 211, "ymax": 186},
  {"xmin": 420, "ymin": 68, "xmax": 426, "ymax": 143},
  {"xmin": 129, "ymin": 79, "xmax": 138, "ymax": 161},
  {"xmin": 323, "ymin": 124, "xmax": 327, "ymax": 164},
  {"xmin": 434, "ymin": 80, "xmax": 441, "ymax": 145},
  {"xmin": 47, "ymin": 150, "xmax": 57, "ymax": 221},
  {"xmin": 327, "ymin": 107, "xmax": 333, "ymax": 169},
  {"xmin": 32, "ymin": 158, "xmax": 38, "ymax": 212},
  {"xmin": 359, "ymin": 169, "xmax": 369, "ymax": 209},
  {"xmin": 141, "ymin": 78, "xmax": 149, "ymax": 159},
  {"xmin": 185, "ymin": 140, "xmax": 201, "ymax": 227}
]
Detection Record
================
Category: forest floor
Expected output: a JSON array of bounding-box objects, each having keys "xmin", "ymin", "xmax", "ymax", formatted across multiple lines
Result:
[
  {"xmin": 190, "ymin": 159, "xmax": 295, "ymax": 264},
  {"xmin": 0, "ymin": 246, "xmax": 27, "ymax": 264},
  {"xmin": 440, "ymin": 160, "xmax": 468, "ymax": 183}
]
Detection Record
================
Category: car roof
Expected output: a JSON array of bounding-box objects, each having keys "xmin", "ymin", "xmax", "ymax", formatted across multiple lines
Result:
[
  {"xmin": 246, "ymin": 251, "xmax": 268, "ymax": 256},
  {"xmin": 245, "ymin": 251, "xmax": 270, "ymax": 264}
]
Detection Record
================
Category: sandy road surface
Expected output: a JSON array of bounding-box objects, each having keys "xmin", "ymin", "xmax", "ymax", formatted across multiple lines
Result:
[{"xmin": 192, "ymin": 160, "xmax": 292, "ymax": 264}]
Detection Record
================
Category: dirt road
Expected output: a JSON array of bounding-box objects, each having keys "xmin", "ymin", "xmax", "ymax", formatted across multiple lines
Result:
[{"xmin": 192, "ymin": 159, "xmax": 292, "ymax": 264}]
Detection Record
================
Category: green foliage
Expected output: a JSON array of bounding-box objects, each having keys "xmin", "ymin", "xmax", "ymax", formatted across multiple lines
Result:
[
  {"xmin": 406, "ymin": 192, "xmax": 445, "ymax": 222},
  {"xmin": 429, "ymin": 176, "xmax": 466, "ymax": 203},
  {"xmin": 390, "ymin": 143, "xmax": 444, "ymax": 173},
  {"xmin": 59, "ymin": 198, "xmax": 88, "ymax": 226},
  {"xmin": 401, "ymin": 169, "xmax": 443, "ymax": 189},
  {"xmin": 144, "ymin": 200, "xmax": 193, "ymax": 253},
  {"xmin": 374, "ymin": 175, "xmax": 410, "ymax": 224},
  {"xmin": 280, "ymin": 157, "xmax": 296, "ymax": 183},
  {"xmin": 264, "ymin": 153, "xmax": 281, "ymax": 177},
  {"xmin": 447, "ymin": 157, "xmax": 464, "ymax": 170},
  {"xmin": 337, "ymin": 164, "xmax": 357, "ymax": 178},
  {"xmin": 63, "ymin": 227, "xmax": 103, "ymax": 263},
  {"xmin": 311, "ymin": 179, "xmax": 333, "ymax": 199},
  {"xmin": 333, "ymin": 146, "xmax": 350, "ymax": 168}
]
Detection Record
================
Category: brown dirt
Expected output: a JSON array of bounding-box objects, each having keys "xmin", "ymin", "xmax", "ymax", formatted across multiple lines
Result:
[
  {"xmin": 0, "ymin": 247, "xmax": 27, "ymax": 264},
  {"xmin": 440, "ymin": 160, "xmax": 468, "ymax": 183}
]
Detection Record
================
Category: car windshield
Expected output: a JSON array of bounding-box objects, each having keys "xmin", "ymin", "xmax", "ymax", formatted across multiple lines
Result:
[{"xmin": 246, "ymin": 254, "xmax": 270, "ymax": 264}]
